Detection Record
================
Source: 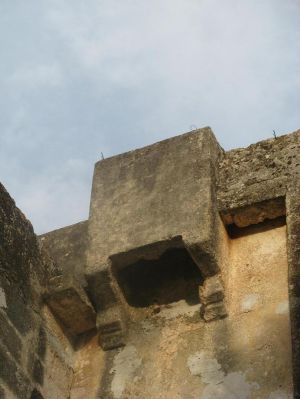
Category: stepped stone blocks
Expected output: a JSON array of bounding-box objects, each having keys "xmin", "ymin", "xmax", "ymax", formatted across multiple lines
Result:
[
  {"xmin": 199, "ymin": 274, "xmax": 227, "ymax": 321},
  {"xmin": 1, "ymin": 127, "xmax": 299, "ymax": 398}
]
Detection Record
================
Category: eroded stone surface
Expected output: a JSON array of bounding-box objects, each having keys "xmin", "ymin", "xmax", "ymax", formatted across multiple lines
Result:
[
  {"xmin": 46, "ymin": 275, "xmax": 96, "ymax": 336},
  {"xmin": 0, "ymin": 287, "xmax": 7, "ymax": 309},
  {"xmin": 110, "ymin": 345, "xmax": 142, "ymax": 399},
  {"xmin": 40, "ymin": 221, "xmax": 88, "ymax": 286},
  {"xmin": 202, "ymin": 301, "xmax": 228, "ymax": 322},
  {"xmin": 1, "ymin": 128, "xmax": 299, "ymax": 398},
  {"xmin": 87, "ymin": 128, "xmax": 222, "ymax": 276},
  {"xmin": 0, "ymin": 183, "xmax": 73, "ymax": 399},
  {"xmin": 187, "ymin": 351, "xmax": 224, "ymax": 383},
  {"xmin": 240, "ymin": 293, "xmax": 260, "ymax": 313},
  {"xmin": 201, "ymin": 372, "xmax": 258, "ymax": 399},
  {"xmin": 218, "ymin": 130, "xmax": 300, "ymax": 212},
  {"xmin": 199, "ymin": 275, "xmax": 224, "ymax": 305},
  {"xmin": 97, "ymin": 305, "xmax": 127, "ymax": 350},
  {"xmin": 70, "ymin": 333, "xmax": 105, "ymax": 399}
]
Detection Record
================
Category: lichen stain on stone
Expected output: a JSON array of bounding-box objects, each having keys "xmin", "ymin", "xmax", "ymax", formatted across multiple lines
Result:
[
  {"xmin": 110, "ymin": 345, "xmax": 142, "ymax": 399},
  {"xmin": 0, "ymin": 287, "xmax": 7, "ymax": 308},
  {"xmin": 241, "ymin": 293, "xmax": 260, "ymax": 313},
  {"xmin": 187, "ymin": 351, "xmax": 224, "ymax": 384},
  {"xmin": 202, "ymin": 371, "xmax": 258, "ymax": 399},
  {"xmin": 187, "ymin": 352, "xmax": 259, "ymax": 399},
  {"xmin": 275, "ymin": 301, "xmax": 289, "ymax": 315}
]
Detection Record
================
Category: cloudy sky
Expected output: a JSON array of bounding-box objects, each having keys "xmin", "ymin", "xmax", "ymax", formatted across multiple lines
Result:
[{"xmin": 0, "ymin": 0, "xmax": 299, "ymax": 234}]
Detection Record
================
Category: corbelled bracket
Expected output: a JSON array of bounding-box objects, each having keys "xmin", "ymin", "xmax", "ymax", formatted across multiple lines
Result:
[
  {"xmin": 45, "ymin": 275, "xmax": 96, "ymax": 336},
  {"xmin": 199, "ymin": 274, "xmax": 227, "ymax": 321}
]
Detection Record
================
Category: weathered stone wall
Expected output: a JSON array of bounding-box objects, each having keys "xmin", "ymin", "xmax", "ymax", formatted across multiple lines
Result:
[
  {"xmin": 218, "ymin": 131, "xmax": 299, "ymax": 228},
  {"xmin": 87, "ymin": 219, "xmax": 292, "ymax": 399},
  {"xmin": 287, "ymin": 185, "xmax": 300, "ymax": 398},
  {"xmin": 218, "ymin": 130, "xmax": 300, "ymax": 211},
  {"xmin": 40, "ymin": 221, "xmax": 88, "ymax": 286},
  {"xmin": 0, "ymin": 183, "xmax": 74, "ymax": 399},
  {"xmin": 87, "ymin": 128, "xmax": 222, "ymax": 275},
  {"xmin": 1, "ymin": 127, "xmax": 299, "ymax": 398},
  {"xmin": 225, "ymin": 220, "xmax": 292, "ymax": 397},
  {"xmin": 217, "ymin": 130, "xmax": 300, "ymax": 396}
]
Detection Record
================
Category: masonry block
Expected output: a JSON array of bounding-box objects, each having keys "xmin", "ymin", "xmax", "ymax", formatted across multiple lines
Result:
[
  {"xmin": 86, "ymin": 128, "xmax": 224, "ymax": 343},
  {"xmin": 199, "ymin": 274, "xmax": 225, "ymax": 305},
  {"xmin": 97, "ymin": 306, "xmax": 127, "ymax": 350},
  {"xmin": 45, "ymin": 275, "xmax": 96, "ymax": 336},
  {"xmin": 0, "ymin": 343, "xmax": 32, "ymax": 398},
  {"xmin": 202, "ymin": 301, "xmax": 228, "ymax": 322},
  {"xmin": 87, "ymin": 127, "xmax": 222, "ymax": 276},
  {"xmin": 199, "ymin": 274, "xmax": 227, "ymax": 321},
  {"xmin": 40, "ymin": 221, "xmax": 88, "ymax": 286},
  {"xmin": 0, "ymin": 310, "xmax": 22, "ymax": 363}
]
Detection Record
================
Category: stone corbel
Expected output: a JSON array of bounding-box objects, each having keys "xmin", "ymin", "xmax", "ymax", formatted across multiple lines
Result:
[
  {"xmin": 199, "ymin": 274, "xmax": 227, "ymax": 322},
  {"xmin": 86, "ymin": 263, "xmax": 128, "ymax": 351},
  {"xmin": 45, "ymin": 274, "xmax": 96, "ymax": 336},
  {"xmin": 97, "ymin": 305, "xmax": 127, "ymax": 351}
]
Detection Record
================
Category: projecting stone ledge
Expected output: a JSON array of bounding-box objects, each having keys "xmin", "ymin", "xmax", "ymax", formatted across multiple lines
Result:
[
  {"xmin": 40, "ymin": 220, "xmax": 88, "ymax": 286},
  {"xmin": 85, "ymin": 127, "xmax": 227, "ymax": 348},
  {"xmin": 87, "ymin": 127, "xmax": 223, "ymax": 277},
  {"xmin": 45, "ymin": 275, "xmax": 96, "ymax": 336},
  {"xmin": 97, "ymin": 306, "xmax": 127, "ymax": 350}
]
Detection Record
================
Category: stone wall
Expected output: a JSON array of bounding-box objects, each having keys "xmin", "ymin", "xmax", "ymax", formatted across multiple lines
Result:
[
  {"xmin": 1, "ymin": 127, "xmax": 299, "ymax": 398},
  {"xmin": 0, "ymin": 183, "xmax": 74, "ymax": 398},
  {"xmin": 40, "ymin": 221, "xmax": 88, "ymax": 286},
  {"xmin": 218, "ymin": 130, "xmax": 299, "ymax": 211}
]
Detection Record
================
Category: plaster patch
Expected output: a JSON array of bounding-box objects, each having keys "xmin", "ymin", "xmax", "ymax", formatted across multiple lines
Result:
[
  {"xmin": 202, "ymin": 372, "xmax": 256, "ymax": 399},
  {"xmin": 110, "ymin": 345, "xmax": 142, "ymax": 399},
  {"xmin": 187, "ymin": 351, "xmax": 224, "ymax": 384},
  {"xmin": 157, "ymin": 300, "xmax": 201, "ymax": 320},
  {"xmin": 276, "ymin": 301, "xmax": 289, "ymax": 315},
  {"xmin": 241, "ymin": 294, "xmax": 260, "ymax": 312},
  {"xmin": 269, "ymin": 389, "xmax": 293, "ymax": 399},
  {"xmin": 0, "ymin": 287, "xmax": 7, "ymax": 308}
]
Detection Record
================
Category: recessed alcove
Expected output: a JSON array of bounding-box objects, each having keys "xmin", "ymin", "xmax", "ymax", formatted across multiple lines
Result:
[
  {"xmin": 226, "ymin": 215, "xmax": 286, "ymax": 238},
  {"xmin": 223, "ymin": 212, "xmax": 293, "ymax": 394},
  {"xmin": 114, "ymin": 247, "xmax": 203, "ymax": 308},
  {"xmin": 220, "ymin": 197, "xmax": 286, "ymax": 229}
]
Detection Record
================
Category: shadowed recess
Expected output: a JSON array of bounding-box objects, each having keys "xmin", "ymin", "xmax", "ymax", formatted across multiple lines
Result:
[
  {"xmin": 115, "ymin": 248, "xmax": 203, "ymax": 308},
  {"xmin": 227, "ymin": 216, "xmax": 286, "ymax": 238}
]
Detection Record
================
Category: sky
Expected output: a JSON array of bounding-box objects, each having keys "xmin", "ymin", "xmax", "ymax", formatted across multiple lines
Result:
[{"xmin": 0, "ymin": 0, "xmax": 300, "ymax": 234}]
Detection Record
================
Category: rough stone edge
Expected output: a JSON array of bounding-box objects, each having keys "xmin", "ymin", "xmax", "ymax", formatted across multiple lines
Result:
[{"xmin": 286, "ymin": 187, "xmax": 300, "ymax": 399}]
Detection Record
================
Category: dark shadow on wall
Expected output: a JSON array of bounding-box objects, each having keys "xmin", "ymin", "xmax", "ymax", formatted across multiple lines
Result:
[
  {"xmin": 31, "ymin": 388, "xmax": 44, "ymax": 399},
  {"xmin": 227, "ymin": 216, "xmax": 286, "ymax": 238},
  {"xmin": 115, "ymin": 248, "xmax": 203, "ymax": 308}
]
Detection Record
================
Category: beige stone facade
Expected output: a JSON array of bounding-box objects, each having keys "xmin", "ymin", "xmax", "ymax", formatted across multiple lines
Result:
[{"xmin": 0, "ymin": 127, "xmax": 299, "ymax": 398}]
